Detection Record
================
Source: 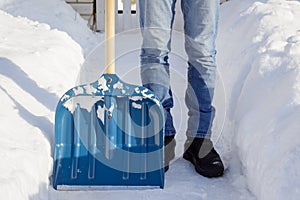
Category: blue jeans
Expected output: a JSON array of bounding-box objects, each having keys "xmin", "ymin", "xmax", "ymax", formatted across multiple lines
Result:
[{"xmin": 139, "ymin": 0, "xmax": 219, "ymax": 138}]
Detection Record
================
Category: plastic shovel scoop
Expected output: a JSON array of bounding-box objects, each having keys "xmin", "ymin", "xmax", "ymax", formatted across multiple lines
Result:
[{"xmin": 52, "ymin": 0, "xmax": 165, "ymax": 190}]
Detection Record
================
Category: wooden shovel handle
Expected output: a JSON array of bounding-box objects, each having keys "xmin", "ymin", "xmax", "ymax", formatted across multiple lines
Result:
[{"xmin": 105, "ymin": 0, "xmax": 115, "ymax": 74}]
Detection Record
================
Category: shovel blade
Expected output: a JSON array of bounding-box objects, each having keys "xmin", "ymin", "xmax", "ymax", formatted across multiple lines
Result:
[{"xmin": 52, "ymin": 74, "xmax": 165, "ymax": 190}]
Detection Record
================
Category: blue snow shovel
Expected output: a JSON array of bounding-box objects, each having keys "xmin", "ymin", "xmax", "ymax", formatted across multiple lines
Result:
[{"xmin": 52, "ymin": 0, "xmax": 165, "ymax": 190}]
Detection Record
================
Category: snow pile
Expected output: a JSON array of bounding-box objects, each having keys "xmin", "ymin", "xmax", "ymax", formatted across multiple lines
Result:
[
  {"xmin": 217, "ymin": 0, "xmax": 300, "ymax": 199},
  {"xmin": 0, "ymin": 0, "xmax": 100, "ymax": 55},
  {"xmin": 0, "ymin": 0, "xmax": 98, "ymax": 199}
]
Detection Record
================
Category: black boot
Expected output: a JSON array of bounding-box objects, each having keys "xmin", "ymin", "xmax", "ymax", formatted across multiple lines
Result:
[
  {"xmin": 183, "ymin": 137, "xmax": 224, "ymax": 177},
  {"xmin": 164, "ymin": 135, "xmax": 176, "ymax": 172}
]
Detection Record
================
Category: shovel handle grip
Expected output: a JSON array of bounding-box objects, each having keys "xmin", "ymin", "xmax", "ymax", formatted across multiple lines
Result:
[{"xmin": 105, "ymin": 0, "xmax": 115, "ymax": 74}]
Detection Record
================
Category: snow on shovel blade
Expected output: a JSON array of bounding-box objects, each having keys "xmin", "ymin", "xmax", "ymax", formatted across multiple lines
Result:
[{"xmin": 52, "ymin": 74, "xmax": 165, "ymax": 190}]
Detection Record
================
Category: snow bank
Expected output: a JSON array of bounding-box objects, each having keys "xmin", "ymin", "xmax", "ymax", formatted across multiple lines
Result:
[
  {"xmin": 0, "ymin": 0, "xmax": 100, "ymax": 55},
  {"xmin": 217, "ymin": 0, "xmax": 300, "ymax": 199},
  {"xmin": 0, "ymin": 0, "xmax": 98, "ymax": 199}
]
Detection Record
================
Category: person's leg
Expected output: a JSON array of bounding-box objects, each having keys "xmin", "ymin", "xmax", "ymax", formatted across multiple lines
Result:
[
  {"xmin": 181, "ymin": 0, "xmax": 224, "ymax": 177},
  {"xmin": 139, "ymin": 0, "xmax": 177, "ymax": 172},
  {"xmin": 181, "ymin": 0, "xmax": 219, "ymax": 139},
  {"xmin": 139, "ymin": 0, "xmax": 177, "ymax": 136}
]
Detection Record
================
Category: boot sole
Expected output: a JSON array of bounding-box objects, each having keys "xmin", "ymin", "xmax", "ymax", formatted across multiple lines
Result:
[{"xmin": 183, "ymin": 151, "xmax": 224, "ymax": 178}]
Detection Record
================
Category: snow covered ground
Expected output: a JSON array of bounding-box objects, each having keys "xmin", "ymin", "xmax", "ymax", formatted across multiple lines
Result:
[{"xmin": 0, "ymin": 0, "xmax": 300, "ymax": 199}]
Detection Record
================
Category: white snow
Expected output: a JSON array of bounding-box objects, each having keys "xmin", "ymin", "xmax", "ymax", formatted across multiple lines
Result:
[
  {"xmin": 97, "ymin": 105, "xmax": 105, "ymax": 124},
  {"xmin": 217, "ymin": 1, "xmax": 300, "ymax": 199},
  {"xmin": 72, "ymin": 86, "xmax": 84, "ymax": 96},
  {"xmin": 97, "ymin": 76, "xmax": 110, "ymax": 92},
  {"xmin": 83, "ymin": 83, "xmax": 98, "ymax": 95},
  {"xmin": 0, "ymin": 0, "xmax": 300, "ymax": 200},
  {"xmin": 132, "ymin": 102, "xmax": 142, "ymax": 109},
  {"xmin": 113, "ymin": 81, "xmax": 126, "ymax": 94},
  {"xmin": 130, "ymin": 96, "xmax": 143, "ymax": 101},
  {"xmin": 63, "ymin": 96, "xmax": 103, "ymax": 113}
]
